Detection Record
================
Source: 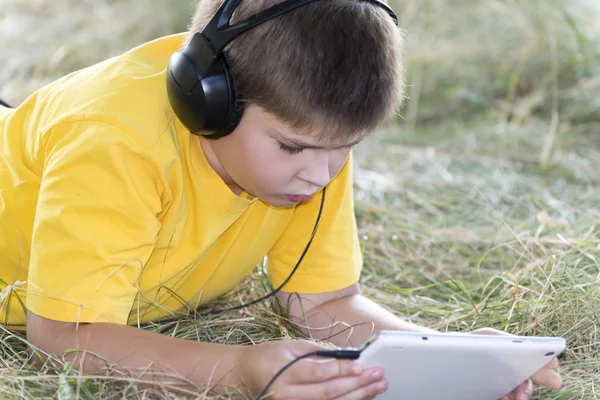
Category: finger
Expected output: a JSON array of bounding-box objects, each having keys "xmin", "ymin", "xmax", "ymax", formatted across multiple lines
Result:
[
  {"xmin": 289, "ymin": 358, "xmax": 363, "ymax": 384},
  {"xmin": 469, "ymin": 328, "xmax": 513, "ymax": 336},
  {"xmin": 544, "ymin": 357, "xmax": 559, "ymax": 369},
  {"xmin": 531, "ymin": 366, "xmax": 563, "ymax": 389},
  {"xmin": 337, "ymin": 379, "xmax": 389, "ymax": 400},
  {"xmin": 516, "ymin": 380, "xmax": 533, "ymax": 400},
  {"xmin": 505, "ymin": 381, "xmax": 530, "ymax": 400},
  {"xmin": 504, "ymin": 382, "xmax": 527, "ymax": 400},
  {"xmin": 531, "ymin": 359, "xmax": 562, "ymax": 389},
  {"xmin": 289, "ymin": 368, "xmax": 385, "ymax": 400}
]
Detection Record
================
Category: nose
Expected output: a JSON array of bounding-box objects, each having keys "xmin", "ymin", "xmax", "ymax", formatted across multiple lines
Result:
[{"xmin": 300, "ymin": 152, "xmax": 331, "ymax": 189}]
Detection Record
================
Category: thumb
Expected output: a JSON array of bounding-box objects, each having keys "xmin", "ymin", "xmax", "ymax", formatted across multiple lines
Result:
[
  {"xmin": 286, "ymin": 339, "xmax": 329, "ymax": 357},
  {"xmin": 470, "ymin": 328, "xmax": 513, "ymax": 336}
]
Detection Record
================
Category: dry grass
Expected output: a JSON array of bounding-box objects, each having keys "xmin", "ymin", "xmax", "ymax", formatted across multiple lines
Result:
[{"xmin": 1, "ymin": 0, "xmax": 599, "ymax": 398}]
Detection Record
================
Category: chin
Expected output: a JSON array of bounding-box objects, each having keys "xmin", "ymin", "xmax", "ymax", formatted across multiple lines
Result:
[{"xmin": 259, "ymin": 195, "xmax": 296, "ymax": 208}]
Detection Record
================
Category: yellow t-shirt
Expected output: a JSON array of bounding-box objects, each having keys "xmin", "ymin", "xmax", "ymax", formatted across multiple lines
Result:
[{"xmin": 0, "ymin": 34, "xmax": 362, "ymax": 329}]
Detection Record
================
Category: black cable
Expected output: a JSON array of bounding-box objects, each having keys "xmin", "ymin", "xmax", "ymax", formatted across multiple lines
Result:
[
  {"xmin": 194, "ymin": 186, "xmax": 326, "ymax": 316},
  {"xmin": 0, "ymin": 98, "xmax": 12, "ymax": 108},
  {"xmin": 255, "ymin": 348, "xmax": 362, "ymax": 400},
  {"xmin": 147, "ymin": 187, "xmax": 327, "ymax": 332}
]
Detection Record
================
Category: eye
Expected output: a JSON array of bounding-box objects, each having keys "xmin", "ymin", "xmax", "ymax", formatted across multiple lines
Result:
[{"xmin": 278, "ymin": 142, "xmax": 304, "ymax": 155}]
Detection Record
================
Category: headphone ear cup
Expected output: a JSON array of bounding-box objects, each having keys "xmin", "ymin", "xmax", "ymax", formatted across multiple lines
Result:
[
  {"xmin": 166, "ymin": 51, "xmax": 210, "ymax": 134},
  {"xmin": 212, "ymin": 56, "xmax": 245, "ymax": 139},
  {"xmin": 167, "ymin": 49, "xmax": 243, "ymax": 137},
  {"xmin": 218, "ymin": 98, "xmax": 244, "ymax": 138},
  {"xmin": 195, "ymin": 59, "xmax": 236, "ymax": 136}
]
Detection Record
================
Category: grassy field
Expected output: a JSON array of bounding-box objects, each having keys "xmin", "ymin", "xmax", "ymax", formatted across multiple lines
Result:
[{"xmin": 1, "ymin": 0, "xmax": 599, "ymax": 399}]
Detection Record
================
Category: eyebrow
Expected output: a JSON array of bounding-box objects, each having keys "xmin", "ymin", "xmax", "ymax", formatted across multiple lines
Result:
[{"xmin": 277, "ymin": 132, "xmax": 364, "ymax": 150}]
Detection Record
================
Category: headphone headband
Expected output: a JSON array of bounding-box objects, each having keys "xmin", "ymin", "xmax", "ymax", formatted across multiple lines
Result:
[
  {"xmin": 206, "ymin": 0, "xmax": 398, "ymax": 55},
  {"xmin": 167, "ymin": 0, "xmax": 399, "ymax": 137}
]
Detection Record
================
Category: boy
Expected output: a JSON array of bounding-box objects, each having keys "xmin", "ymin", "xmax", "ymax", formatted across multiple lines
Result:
[{"xmin": 0, "ymin": 0, "xmax": 560, "ymax": 398}]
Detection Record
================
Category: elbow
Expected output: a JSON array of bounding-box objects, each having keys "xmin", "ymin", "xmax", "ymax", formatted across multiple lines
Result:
[{"xmin": 26, "ymin": 310, "xmax": 78, "ymax": 368}]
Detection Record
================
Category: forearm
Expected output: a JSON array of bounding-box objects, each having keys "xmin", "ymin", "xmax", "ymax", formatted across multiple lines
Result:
[
  {"xmin": 28, "ymin": 315, "xmax": 243, "ymax": 394},
  {"xmin": 287, "ymin": 294, "xmax": 438, "ymax": 347}
]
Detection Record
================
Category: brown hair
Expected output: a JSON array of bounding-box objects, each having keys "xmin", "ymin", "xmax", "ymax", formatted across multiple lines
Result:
[{"xmin": 187, "ymin": 0, "xmax": 405, "ymax": 141}]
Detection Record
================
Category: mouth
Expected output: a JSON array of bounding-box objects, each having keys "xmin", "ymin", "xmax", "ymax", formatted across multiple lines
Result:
[{"xmin": 285, "ymin": 194, "xmax": 315, "ymax": 203}]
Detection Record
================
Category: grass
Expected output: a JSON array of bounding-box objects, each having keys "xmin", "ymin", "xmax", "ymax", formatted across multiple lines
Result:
[{"xmin": 1, "ymin": 0, "xmax": 599, "ymax": 398}]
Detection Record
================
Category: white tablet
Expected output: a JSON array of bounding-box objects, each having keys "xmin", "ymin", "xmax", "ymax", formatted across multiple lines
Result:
[{"xmin": 357, "ymin": 331, "xmax": 566, "ymax": 400}]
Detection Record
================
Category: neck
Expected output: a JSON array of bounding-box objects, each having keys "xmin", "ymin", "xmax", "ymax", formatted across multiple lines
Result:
[{"xmin": 198, "ymin": 137, "xmax": 243, "ymax": 195}]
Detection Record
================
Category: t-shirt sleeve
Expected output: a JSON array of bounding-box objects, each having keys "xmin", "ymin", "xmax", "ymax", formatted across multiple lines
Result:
[
  {"xmin": 26, "ymin": 122, "xmax": 162, "ymax": 325},
  {"xmin": 266, "ymin": 153, "xmax": 363, "ymax": 294}
]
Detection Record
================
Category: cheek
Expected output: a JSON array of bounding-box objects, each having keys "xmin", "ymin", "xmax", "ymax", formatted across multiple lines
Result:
[
  {"xmin": 244, "ymin": 138, "xmax": 295, "ymax": 183},
  {"xmin": 329, "ymin": 150, "xmax": 352, "ymax": 176}
]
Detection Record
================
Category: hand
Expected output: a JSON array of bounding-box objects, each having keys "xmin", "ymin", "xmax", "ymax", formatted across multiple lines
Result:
[
  {"xmin": 238, "ymin": 339, "xmax": 387, "ymax": 399},
  {"xmin": 470, "ymin": 328, "xmax": 562, "ymax": 400}
]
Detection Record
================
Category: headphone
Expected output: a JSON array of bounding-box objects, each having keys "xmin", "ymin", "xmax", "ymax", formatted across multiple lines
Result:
[{"xmin": 166, "ymin": 0, "xmax": 399, "ymax": 139}]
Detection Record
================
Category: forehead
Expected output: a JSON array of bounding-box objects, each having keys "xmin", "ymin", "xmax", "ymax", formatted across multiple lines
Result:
[
  {"xmin": 273, "ymin": 125, "xmax": 369, "ymax": 148},
  {"xmin": 252, "ymin": 104, "xmax": 370, "ymax": 147}
]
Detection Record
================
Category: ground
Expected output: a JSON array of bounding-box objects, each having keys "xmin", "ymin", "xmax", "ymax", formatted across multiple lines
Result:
[{"xmin": 0, "ymin": 0, "xmax": 598, "ymax": 398}]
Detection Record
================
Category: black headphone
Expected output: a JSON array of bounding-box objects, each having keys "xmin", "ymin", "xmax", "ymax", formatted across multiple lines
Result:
[{"xmin": 166, "ymin": 0, "xmax": 399, "ymax": 139}]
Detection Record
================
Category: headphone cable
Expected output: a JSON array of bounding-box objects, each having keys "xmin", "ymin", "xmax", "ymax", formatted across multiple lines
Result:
[
  {"xmin": 149, "ymin": 186, "xmax": 326, "ymax": 332},
  {"xmin": 255, "ymin": 348, "xmax": 362, "ymax": 400}
]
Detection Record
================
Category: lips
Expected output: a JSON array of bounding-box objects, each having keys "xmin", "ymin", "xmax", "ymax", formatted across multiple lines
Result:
[{"xmin": 285, "ymin": 194, "xmax": 314, "ymax": 203}]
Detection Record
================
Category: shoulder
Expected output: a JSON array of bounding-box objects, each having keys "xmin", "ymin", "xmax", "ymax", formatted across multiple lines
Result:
[{"xmin": 29, "ymin": 34, "xmax": 186, "ymax": 150}]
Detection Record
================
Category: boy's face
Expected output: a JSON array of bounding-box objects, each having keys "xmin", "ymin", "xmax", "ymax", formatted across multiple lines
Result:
[{"xmin": 200, "ymin": 104, "xmax": 364, "ymax": 207}]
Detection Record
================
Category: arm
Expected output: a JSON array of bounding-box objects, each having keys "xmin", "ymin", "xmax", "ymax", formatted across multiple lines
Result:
[
  {"xmin": 276, "ymin": 283, "xmax": 437, "ymax": 348},
  {"xmin": 27, "ymin": 311, "xmax": 243, "ymax": 394},
  {"xmin": 269, "ymin": 156, "xmax": 433, "ymax": 347},
  {"xmin": 27, "ymin": 311, "xmax": 389, "ymax": 399},
  {"xmin": 277, "ymin": 284, "xmax": 562, "ymax": 399}
]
